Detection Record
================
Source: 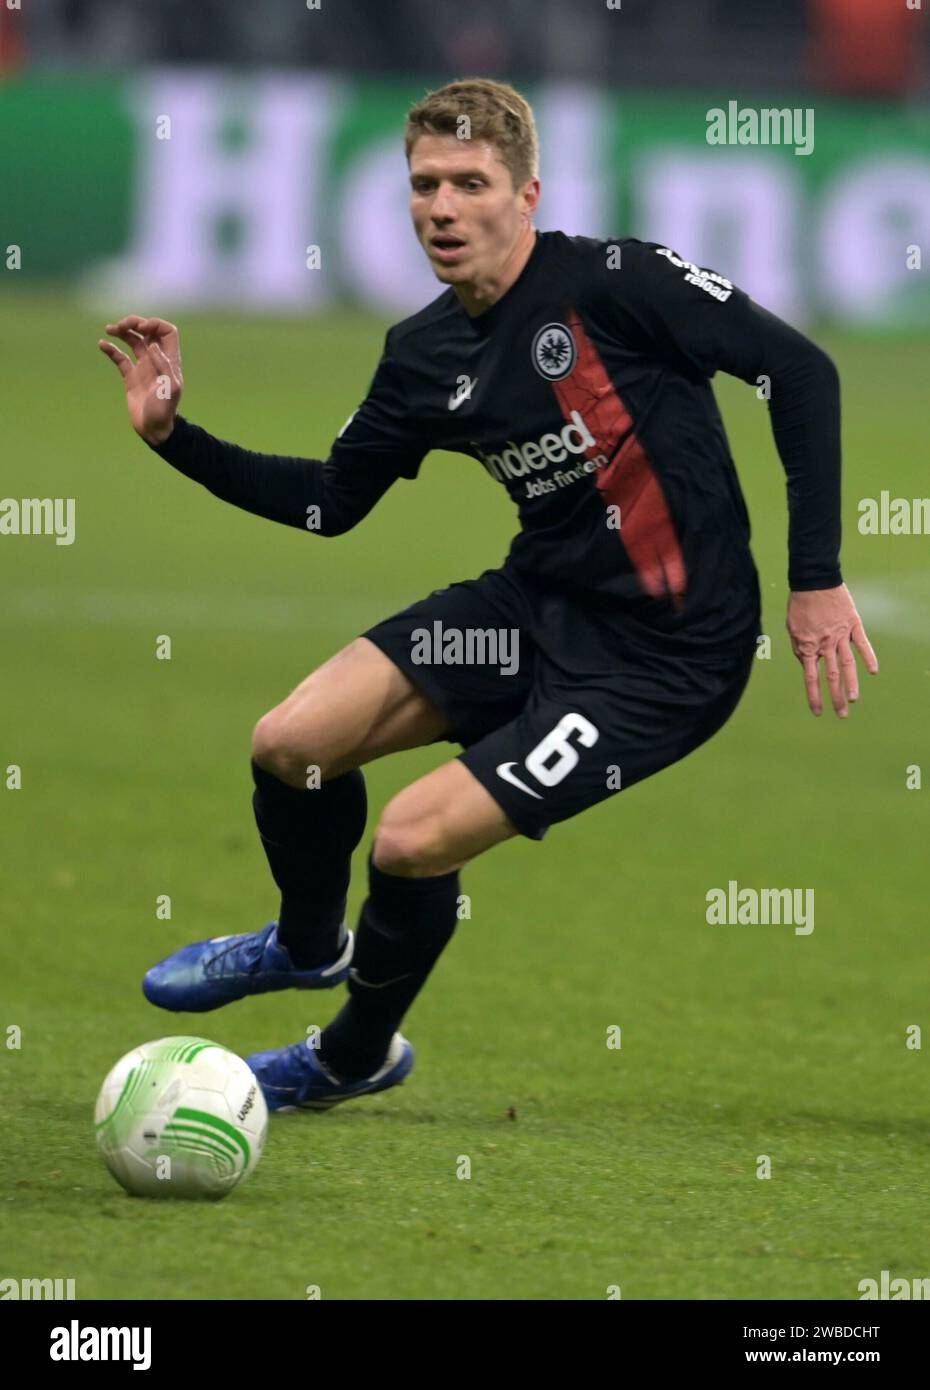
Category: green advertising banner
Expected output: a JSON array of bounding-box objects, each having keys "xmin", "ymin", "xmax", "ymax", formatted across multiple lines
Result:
[{"xmin": 2, "ymin": 74, "xmax": 929, "ymax": 325}]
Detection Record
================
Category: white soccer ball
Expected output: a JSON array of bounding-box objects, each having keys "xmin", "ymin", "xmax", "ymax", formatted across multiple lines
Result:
[{"xmin": 94, "ymin": 1037, "xmax": 268, "ymax": 1199}]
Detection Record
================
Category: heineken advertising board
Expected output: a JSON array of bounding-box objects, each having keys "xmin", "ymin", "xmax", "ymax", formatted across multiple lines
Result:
[{"xmin": 2, "ymin": 74, "xmax": 929, "ymax": 325}]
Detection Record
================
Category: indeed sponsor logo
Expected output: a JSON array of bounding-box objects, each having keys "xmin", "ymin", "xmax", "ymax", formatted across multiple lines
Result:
[
  {"xmin": 525, "ymin": 460, "xmax": 600, "ymax": 497},
  {"xmin": 474, "ymin": 410, "xmax": 596, "ymax": 482}
]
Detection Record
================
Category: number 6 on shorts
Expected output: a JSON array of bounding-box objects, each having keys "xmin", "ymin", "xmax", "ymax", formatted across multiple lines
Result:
[{"xmin": 525, "ymin": 712, "xmax": 599, "ymax": 787}]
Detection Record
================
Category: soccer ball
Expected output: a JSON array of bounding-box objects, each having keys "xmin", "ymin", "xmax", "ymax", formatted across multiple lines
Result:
[{"xmin": 94, "ymin": 1036, "xmax": 268, "ymax": 1200}]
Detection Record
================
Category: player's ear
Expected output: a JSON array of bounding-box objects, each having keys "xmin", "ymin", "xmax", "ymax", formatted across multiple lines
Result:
[{"xmin": 520, "ymin": 177, "xmax": 541, "ymax": 216}]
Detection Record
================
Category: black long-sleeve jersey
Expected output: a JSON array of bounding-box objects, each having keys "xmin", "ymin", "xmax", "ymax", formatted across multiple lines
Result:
[{"xmin": 151, "ymin": 231, "xmax": 843, "ymax": 656}]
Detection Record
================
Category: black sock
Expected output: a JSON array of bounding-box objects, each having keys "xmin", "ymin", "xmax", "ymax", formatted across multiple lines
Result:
[
  {"xmin": 319, "ymin": 850, "xmax": 460, "ymax": 1080},
  {"xmin": 251, "ymin": 758, "xmax": 367, "ymax": 969}
]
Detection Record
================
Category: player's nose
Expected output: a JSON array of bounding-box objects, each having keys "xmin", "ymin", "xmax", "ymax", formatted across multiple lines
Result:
[{"xmin": 429, "ymin": 185, "xmax": 458, "ymax": 222}]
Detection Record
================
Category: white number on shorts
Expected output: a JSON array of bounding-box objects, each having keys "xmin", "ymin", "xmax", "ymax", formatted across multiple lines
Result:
[{"xmin": 524, "ymin": 713, "xmax": 599, "ymax": 787}]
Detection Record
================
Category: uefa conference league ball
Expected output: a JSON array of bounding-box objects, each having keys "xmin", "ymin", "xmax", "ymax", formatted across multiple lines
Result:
[{"xmin": 95, "ymin": 1037, "xmax": 268, "ymax": 1199}]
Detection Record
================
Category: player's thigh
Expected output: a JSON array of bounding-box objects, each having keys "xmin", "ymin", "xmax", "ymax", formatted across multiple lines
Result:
[
  {"xmin": 373, "ymin": 758, "xmax": 521, "ymax": 877},
  {"xmin": 252, "ymin": 636, "xmax": 449, "ymax": 783}
]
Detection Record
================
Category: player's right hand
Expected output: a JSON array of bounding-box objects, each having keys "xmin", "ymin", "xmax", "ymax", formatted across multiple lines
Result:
[
  {"xmin": 98, "ymin": 316, "xmax": 183, "ymax": 446},
  {"xmin": 786, "ymin": 583, "xmax": 879, "ymax": 718}
]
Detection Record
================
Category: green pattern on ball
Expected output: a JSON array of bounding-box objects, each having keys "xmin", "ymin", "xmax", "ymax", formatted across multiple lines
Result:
[{"xmin": 166, "ymin": 1108, "xmax": 251, "ymax": 1168}]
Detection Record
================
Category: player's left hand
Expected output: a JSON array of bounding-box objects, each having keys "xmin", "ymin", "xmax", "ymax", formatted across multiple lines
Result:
[{"xmin": 786, "ymin": 583, "xmax": 879, "ymax": 718}]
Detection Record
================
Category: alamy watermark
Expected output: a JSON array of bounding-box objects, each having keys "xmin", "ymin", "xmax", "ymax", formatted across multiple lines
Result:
[
  {"xmin": 706, "ymin": 101, "xmax": 814, "ymax": 157},
  {"xmin": 1, "ymin": 1276, "xmax": 76, "ymax": 1299},
  {"xmin": 858, "ymin": 491, "xmax": 930, "ymax": 535},
  {"xmin": 49, "ymin": 1320, "xmax": 151, "ymax": 1369},
  {"xmin": 0, "ymin": 497, "xmax": 75, "ymax": 545},
  {"xmin": 858, "ymin": 1269, "xmax": 929, "ymax": 1300},
  {"xmin": 410, "ymin": 623, "xmax": 520, "ymax": 676},
  {"xmin": 706, "ymin": 880, "xmax": 814, "ymax": 935}
]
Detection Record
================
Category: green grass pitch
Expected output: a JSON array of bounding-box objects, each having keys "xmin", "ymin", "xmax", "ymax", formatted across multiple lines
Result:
[{"xmin": 1, "ymin": 288, "xmax": 928, "ymax": 1299}]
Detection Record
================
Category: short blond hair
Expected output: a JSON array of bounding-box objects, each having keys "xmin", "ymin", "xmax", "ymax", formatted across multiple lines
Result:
[{"xmin": 405, "ymin": 77, "xmax": 539, "ymax": 190}]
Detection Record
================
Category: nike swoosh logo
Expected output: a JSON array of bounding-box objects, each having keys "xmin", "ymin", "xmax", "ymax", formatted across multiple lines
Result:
[
  {"xmin": 348, "ymin": 968, "xmax": 411, "ymax": 989},
  {"xmin": 448, "ymin": 378, "xmax": 477, "ymax": 411},
  {"xmin": 495, "ymin": 762, "xmax": 543, "ymax": 799}
]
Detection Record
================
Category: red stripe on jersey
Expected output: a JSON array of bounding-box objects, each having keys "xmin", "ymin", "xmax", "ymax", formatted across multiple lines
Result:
[{"xmin": 552, "ymin": 311, "xmax": 687, "ymax": 603}]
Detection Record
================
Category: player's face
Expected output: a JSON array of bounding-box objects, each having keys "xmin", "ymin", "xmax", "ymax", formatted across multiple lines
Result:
[{"xmin": 408, "ymin": 134, "xmax": 538, "ymax": 290}]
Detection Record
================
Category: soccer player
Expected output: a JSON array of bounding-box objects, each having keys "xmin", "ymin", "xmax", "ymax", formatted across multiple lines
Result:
[{"xmin": 100, "ymin": 78, "xmax": 878, "ymax": 1111}]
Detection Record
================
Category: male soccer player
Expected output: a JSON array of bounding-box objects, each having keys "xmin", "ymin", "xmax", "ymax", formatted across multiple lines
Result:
[{"xmin": 100, "ymin": 78, "xmax": 877, "ymax": 1111}]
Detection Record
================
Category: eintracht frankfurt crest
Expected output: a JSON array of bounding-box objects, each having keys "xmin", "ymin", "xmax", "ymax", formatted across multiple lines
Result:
[{"xmin": 531, "ymin": 322, "xmax": 576, "ymax": 380}]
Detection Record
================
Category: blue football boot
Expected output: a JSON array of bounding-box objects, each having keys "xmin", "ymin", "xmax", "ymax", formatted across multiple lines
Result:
[
  {"xmin": 245, "ymin": 1032, "xmax": 414, "ymax": 1111},
  {"xmin": 142, "ymin": 923, "xmax": 353, "ymax": 1013}
]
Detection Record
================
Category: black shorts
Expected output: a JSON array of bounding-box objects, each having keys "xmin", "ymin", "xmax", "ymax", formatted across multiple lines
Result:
[{"xmin": 361, "ymin": 565, "xmax": 756, "ymax": 842}]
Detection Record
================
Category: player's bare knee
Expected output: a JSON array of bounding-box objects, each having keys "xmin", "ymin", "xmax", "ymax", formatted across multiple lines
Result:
[
  {"xmin": 251, "ymin": 713, "xmax": 323, "ymax": 789},
  {"xmin": 372, "ymin": 814, "xmax": 450, "ymax": 878},
  {"xmin": 371, "ymin": 823, "xmax": 426, "ymax": 877}
]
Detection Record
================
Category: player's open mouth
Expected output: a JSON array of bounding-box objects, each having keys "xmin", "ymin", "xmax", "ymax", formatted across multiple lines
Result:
[{"xmin": 430, "ymin": 236, "xmax": 466, "ymax": 262}]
